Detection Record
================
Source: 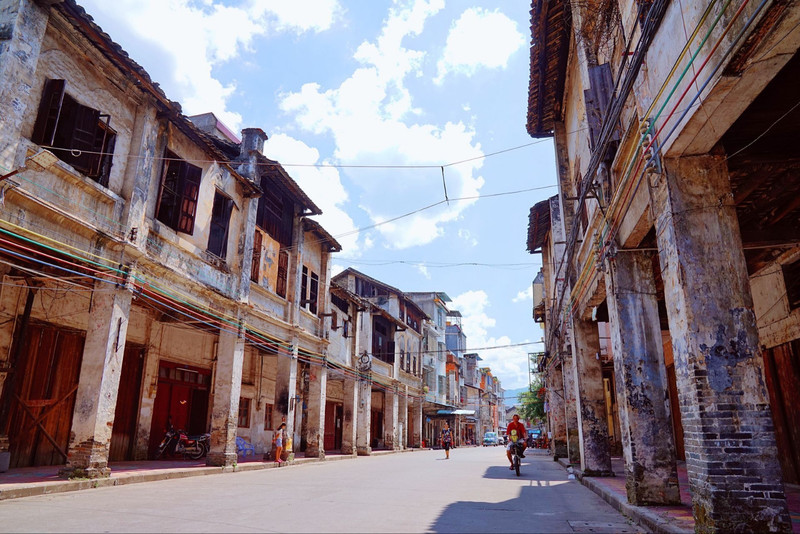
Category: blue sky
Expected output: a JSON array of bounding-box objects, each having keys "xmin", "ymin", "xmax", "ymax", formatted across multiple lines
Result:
[{"xmin": 80, "ymin": 0, "xmax": 556, "ymax": 389}]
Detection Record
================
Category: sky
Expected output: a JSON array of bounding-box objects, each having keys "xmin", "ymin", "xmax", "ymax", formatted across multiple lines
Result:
[{"xmin": 78, "ymin": 0, "xmax": 557, "ymax": 390}]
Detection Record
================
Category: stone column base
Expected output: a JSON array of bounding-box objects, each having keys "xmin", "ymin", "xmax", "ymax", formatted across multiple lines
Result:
[
  {"xmin": 206, "ymin": 451, "xmax": 237, "ymax": 467},
  {"xmin": 58, "ymin": 465, "xmax": 110, "ymax": 479},
  {"xmin": 356, "ymin": 446, "xmax": 372, "ymax": 456}
]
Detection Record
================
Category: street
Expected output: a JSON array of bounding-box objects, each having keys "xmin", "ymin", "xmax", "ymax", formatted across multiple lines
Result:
[{"xmin": 0, "ymin": 447, "xmax": 642, "ymax": 533}]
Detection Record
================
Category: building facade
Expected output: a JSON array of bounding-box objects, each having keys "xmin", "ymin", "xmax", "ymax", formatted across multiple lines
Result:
[{"xmin": 526, "ymin": 0, "xmax": 800, "ymax": 530}]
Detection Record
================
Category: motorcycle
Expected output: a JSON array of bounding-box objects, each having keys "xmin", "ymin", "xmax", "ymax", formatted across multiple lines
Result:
[
  {"xmin": 155, "ymin": 425, "xmax": 210, "ymax": 460},
  {"xmin": 510, "ymin": 439, "xmax": 525, "ymax": 477}
]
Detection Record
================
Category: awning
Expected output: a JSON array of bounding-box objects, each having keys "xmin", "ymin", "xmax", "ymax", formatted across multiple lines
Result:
[{"xmin": 436, "ymin": 409, "xmax": 476, "ymax": 415}]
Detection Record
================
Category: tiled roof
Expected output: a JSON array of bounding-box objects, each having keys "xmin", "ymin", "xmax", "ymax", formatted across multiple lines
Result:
[{"xmin": 526, "ymin": 0, "xmax": 572, "ymax": 138}]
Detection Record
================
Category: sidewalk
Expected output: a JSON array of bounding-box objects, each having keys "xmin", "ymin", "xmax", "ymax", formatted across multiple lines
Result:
[
  {"xmin": 560, "ymin": 456, "xmax": 800, "ymax": 533},
  {"xmin": 0, "ymin": 449, "xmax": 418, "ymax": 502}
]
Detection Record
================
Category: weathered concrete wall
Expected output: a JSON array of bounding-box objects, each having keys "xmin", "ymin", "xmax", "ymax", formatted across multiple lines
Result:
[
  {"xmin": 356, "ymin": 378, "xmax": 372, "ymax": 455},
  {"xmin": 62, "ymin": 284, "xmax": 132, "ymax": 478},
  {"xmin": 655, "ymin": 155, "xmax": 790, "ymax": 532},
  {"xmin": 605, "ymin": 249, "xmax": 680, "ymax": 505},
  {"xmin": 570, "ymin": 318, "xmax": 612, "ymax": 476},
  {"xmin": 206, "ymin": 326, "xmax": 244, "ymax": 467},
  {"xmin": 547, "ymin": 363, "xmax": 567, "ymax": 459},
  {"xmin": 303, "ymin": 364, "xmax": 326, "ymax": 458}
]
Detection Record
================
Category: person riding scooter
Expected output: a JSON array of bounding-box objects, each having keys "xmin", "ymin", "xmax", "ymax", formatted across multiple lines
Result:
[{"xmin": 505, "ymin": 414, "xmax": 528, "ymax": 470}]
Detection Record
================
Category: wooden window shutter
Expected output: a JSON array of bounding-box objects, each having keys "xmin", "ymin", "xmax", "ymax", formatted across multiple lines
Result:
[
  {"xmin": 583, "ymin": 63, "xmax": 620, "ymax": 152},
  {"xmin": 277, "ymin": 249, "xmax": 289, "ymax": 297},
  {"xmin": 276, "ymin": 249, "xmax": 289, "ymax": 298},
  {"xmin": 177, "ymin": 162, "xmax": 201, "ymax": 234},
  {"xmin": 251, "ymin": 229, "xmax": 263, "ymax": 283},
  {"xmin": 301, "ymin": 266, "xmax": 308, "ymax": 308},
  {"xmin": 309, "ymin": 272, "xmax": 319, "ymax": 315},
  {"xmin": 32, "ymin": 79, "xmax": 66, "ymax": 146}
]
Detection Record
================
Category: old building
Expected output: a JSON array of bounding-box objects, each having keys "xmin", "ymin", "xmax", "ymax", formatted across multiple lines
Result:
[
  {"xmin": 527, "ymin": 0, "xmax": 800, "ymax": 530},
  {"xmin": 331, "ymin": 268, "xmax": 425, "ymax": 450},
  {"xmin": 0, "ymin": 0, "xmax": 340, "ymax": 476}
]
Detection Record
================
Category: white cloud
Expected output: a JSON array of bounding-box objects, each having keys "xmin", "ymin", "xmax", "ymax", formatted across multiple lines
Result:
[
  {"xmin": 458, "ymin": 228, "xmax": 478, "ymax": 246},
  {"xmin": 435, "ymin": 8, "xmax": 526, "ymax": 84},
  {"xmin": 279, "ymin": 0, "xmax": 486, "ymax": 250},
  {"xmin": 80, "ymin": 0, "xmax": 342, "ymax": 131},
  {"xmin": 512, "ymin": 285, "xmax": 533, "ymax": 303},
  {"xmin": 451, "ymin": 289, "xmax": 532, "ymax": 390},
  {"xmin": 262, "ymin": 134, "xmax": 361, "ymax": 255}
]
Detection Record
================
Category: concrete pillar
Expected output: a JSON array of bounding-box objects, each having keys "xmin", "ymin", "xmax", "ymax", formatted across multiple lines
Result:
[
  {"xmin": 412, "ymin": 396, "xmax": 423, "ymax": 448},
  {"xmin": 133, "ymin": 321, "xmax": 163, "ymax": 460},
  {"xmin": 269, "ymin": 346, "xmax": 298, "ymax": 460},
  {"xmin": 605, "ymin": 250, "xmax": 680, "ymax": 505},
  {"xmin": 356, "ymin": 379, "xmax": 372, "ymax": 455},
  {"xmin": 570, "ymin": 318, "xmax": 613, "ymax": 476},
  {"xmin": 400, "ymin": 385, "xmax": 409, "ymax": 449},
  {"xmin": 562, "ymin": 349, "xmax": 581, "ymax": 465},
  {"xmin": 303, "ymin": 363, "xmax": 327, "ymax": 458},
  {"xmin": 341, "ymin": 377, "xmax": 358, "ymax": 455},
  {"xmin": 547, "ymin": 363, "xmax": 568, "ymax": 459},
  {"xmin": 206, "ymin": 325, "xmax": 245, "ymax": 467},
  {"xmin": 654, "ymin": 155, "xmax": 790, "ymax": 532},
  {"xmin": 384, "ymin": 387, "xmax": 398, "ymax": 450},
  {"xmin": 61, "ymin": 284, "xmax": 132, "ymax": 478}
]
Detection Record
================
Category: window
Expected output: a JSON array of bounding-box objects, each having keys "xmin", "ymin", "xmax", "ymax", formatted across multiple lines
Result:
[
  {"xmin": 264, "ymin": 403, "xmax": 274, "ymax": 430},
  {"xmin": 251, "ymin": 229, "xmax": 262, "ymax": 282},
  {"xmin": 238, "ymin": 397, "xmax": 251, "ymax": 428},
  {"xmin": 783, "ymin": 259, "xmax": 800, "ymax": 310},
  {"xmin": 309, "ymin": 272, "xmax": 319, "ymax": 314},
  {"xmin": 373, "ymin": 316, "xmax": 394, "ymax": 364},
  {"xmin": 300, "ymin": 265, "xmax": 319, "ymax": 314},
  {"xmin": 276, "ymin": 249, "xmax": 289, "ymax": 298},
  {"xmin": 208, "ymin": 191, "xmax": 234, "ymax": 259},
  {"xmin": 156, "ymin": 149, "xmax": 201, "ymax": 234},
  {"xmin": 32, "ymin": 79, "xmax": 116, "ymax": 186},
  {"xmin": 256, "ymin": 175, "xmax": 293, "ymax": 246}
]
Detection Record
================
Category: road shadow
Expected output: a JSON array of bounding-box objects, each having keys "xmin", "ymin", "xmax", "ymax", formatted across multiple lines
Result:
[{"xmin": 427, "ymin": 457, "xmax": 641, "ymax": 534}]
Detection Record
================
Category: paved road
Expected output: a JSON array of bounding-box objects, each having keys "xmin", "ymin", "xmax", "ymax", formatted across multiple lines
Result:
[{"xmin": 0, "ymin": 447, "xmax": 643, "ymax": 533}]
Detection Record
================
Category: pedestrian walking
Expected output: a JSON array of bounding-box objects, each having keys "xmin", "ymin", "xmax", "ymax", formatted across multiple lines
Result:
[{"xmin": 441, "ymin": 422, "xmax": 453, "ymax": 459}]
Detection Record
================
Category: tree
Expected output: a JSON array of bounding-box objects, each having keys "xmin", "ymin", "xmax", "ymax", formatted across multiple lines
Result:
[{"xmin": 518, "ymin": 377, "xmax": 546, "ymax": 424}]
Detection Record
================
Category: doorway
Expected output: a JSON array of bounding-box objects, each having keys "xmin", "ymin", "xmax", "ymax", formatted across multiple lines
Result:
[
  {"xmin": 148, "ymin": 361, "xmax": 211, "ymax": 457},
  {"xmin": 4, "ymin": 323, "xmax": 84, "ymax": 468},
  {"xmin": 109, "ymin": 345, "xmax": 145, "ymax": 462},
  {"xmin": 324, "ymin": 401, "xmax": 343, "ymax": 451}
]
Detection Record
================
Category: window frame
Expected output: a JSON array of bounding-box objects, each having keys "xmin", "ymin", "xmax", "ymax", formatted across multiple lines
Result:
[
  {"xmin": 31, "ymin": 78, "xmax": 116, "ymax": 187},
  {"xmin": 155, "ymin": 149, "xmax": 202, "ymax": 234},
  {"xmin": 237, "ymin": 397, "xmax": 251, "ymax": 428},
  {"xmin": 207, "ymin": 189, "xmax": 235, "ymax": 259}
]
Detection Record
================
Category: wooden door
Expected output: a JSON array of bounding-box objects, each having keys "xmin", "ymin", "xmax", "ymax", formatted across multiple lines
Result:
[
  {"xmin": 109, "ymin": 345, "xmax": 144, "ymax": 462},
  {"xmin": 334, "ymin": 404, "xmax": 343, "ymax": 450},
  {"xmin": 324, "ymin": 401, "xmax": 336, "ymax": 450},
  {"xmin": 665, "ymin": 364, "xmax": 685, "ymax": 461},
  {"xmin": 7, "ymin": 323, "xmax": 84, "ymax": 468},
  {"xmin": 764, "ymin": 342, "xmax": 800, "ymax": 484},
  {"xmin": 149, "ymin": 361, "xmax": 211, "ymax": 456}
]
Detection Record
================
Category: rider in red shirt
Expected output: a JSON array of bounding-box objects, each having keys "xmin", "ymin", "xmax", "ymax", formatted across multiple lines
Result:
[{"xmin": 506, "ymin": 414, "xmax": 528, "ymax": 469}]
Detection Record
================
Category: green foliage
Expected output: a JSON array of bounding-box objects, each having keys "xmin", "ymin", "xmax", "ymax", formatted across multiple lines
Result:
[{"xmin": 518, "ymin": 377, "xmax": 546, "ymax": 424}]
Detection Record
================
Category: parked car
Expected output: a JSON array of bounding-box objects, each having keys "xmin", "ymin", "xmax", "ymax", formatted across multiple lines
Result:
[{"xmin": 483, "ymin": 431, "xmax": 499, "ymax": 446}]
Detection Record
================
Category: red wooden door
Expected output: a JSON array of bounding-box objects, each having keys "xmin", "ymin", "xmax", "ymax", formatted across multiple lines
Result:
[
  {"xmin": 6, "ymin": 323, "xmax": 84, "ymax": 468},
  {"xmin": 109, "ymin": 345, "xmax": 144, "ymax": 461},
  {"xmin": 148, "ymin": 362, "xmax": 210, "ymax": 457},
  {"xmin": 324, "ymin": 401, "xmax": 335, "ymax": 450}
]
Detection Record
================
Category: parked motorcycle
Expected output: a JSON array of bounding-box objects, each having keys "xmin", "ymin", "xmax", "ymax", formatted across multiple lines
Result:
[{"xmin": 155, "ymin": 425, "xmax": 210, "ymax": 460}]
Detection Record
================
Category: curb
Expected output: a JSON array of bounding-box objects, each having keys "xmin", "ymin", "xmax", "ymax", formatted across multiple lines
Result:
[
  {"xmin": 556, "ymin": 458, "xmax": 691, "ymax": 534},
  {"xmin": 0, "ymin": 447, "xmax": 425, "ymax": 502}
]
